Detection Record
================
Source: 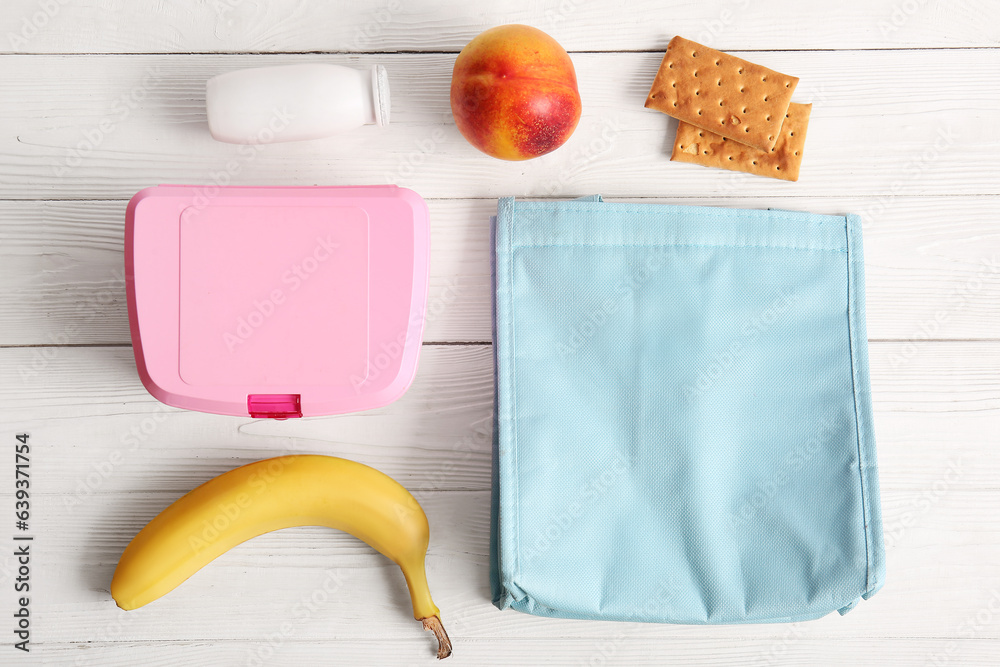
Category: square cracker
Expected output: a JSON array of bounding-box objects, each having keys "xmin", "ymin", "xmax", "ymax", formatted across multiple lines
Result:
[
  {"xmin": 670, "ymin": 102, "xmax": 812, "ymax": 182},
  {"xmin": 645, "ymin": 36, "xmax": 799, "ymax": 152}
]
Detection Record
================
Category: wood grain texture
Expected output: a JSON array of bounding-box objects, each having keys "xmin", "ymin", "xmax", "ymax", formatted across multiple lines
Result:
[
  {"xmin": 0, "ymin": 331, "xmax": 992, "ymax": 652},
  {"xmin": 0, "ymin": 50, "xmax": 997, "ymax": 200},
  {"xmin": 2, "ymin": 196, "xmax": 998, "ymax": 346},
  {"xmin": 2, "ymin": 2, "xmax": 1000, "ymax": 664},
  {"xmin": 1, "ymin": 343, "xmax": 997, "ymax": 498},
  {"xmin": 1, "ymin": 0, "xmax": 998, "ymax": 53},
  {"xmin": 16, "ymin": 639, "xmax": 1000, "ymax": 667},
  {"xmin": 0, "ymin": 486, "xmax": 997, "ymax": 645}
]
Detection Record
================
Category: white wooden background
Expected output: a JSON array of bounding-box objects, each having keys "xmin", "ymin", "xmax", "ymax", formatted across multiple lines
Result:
[{"xmin": 1, "ymin": 1, "xmax": 999, "ymax": 665}]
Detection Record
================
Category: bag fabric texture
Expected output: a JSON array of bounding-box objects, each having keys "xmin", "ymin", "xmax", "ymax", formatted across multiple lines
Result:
[{"xmin": 490, "ymin": 196, "xmax": 885, "ymax": 624}]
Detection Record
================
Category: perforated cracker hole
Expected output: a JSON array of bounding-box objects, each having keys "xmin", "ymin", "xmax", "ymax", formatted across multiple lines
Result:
[
  {"xmin": 728, "ymin": 156, "xmax": 733, "ymax": 160},
  {"xmin": 738, "ymin": 67, "xmax": 744, "ymax": 74},
  {"xmin": 763, "ymin": 95, "xmax": 769, "ymax": 102},
  {"xmin": 693, "ymin": 71, "xmax": 699, "ymax": 77},
  {"xmin": 790, "ymin": 132, "xmax": 795, "ymax": 136},
  {"xmin": 715, "ymin": 60, "xmax": 720, "ymax": 66},
  {"xmin": 794, "ymin": 151, "xmax": 799, "ymax": 155},
  {"xmin": 692, "ymin": 51, "xmax": 698, "ymax": 57},
  {"xmin": 752, "ymin": 160, "xmax": 757, "ymax": 165},
  {"xmin": 775, "ymin": 166, "xmax": 781, "ymax": 170},
  {"xmin": 698, "ymin": 132, "xmax": 703, "ymax": 137},
  {"xmin": 668, "ymin": 62, "xmax": 674, "ymax": 69},
  {"xmin": 762, "ymin": 76, "xmax": 767, "ymax": 82},
  {"xmin": 697, "ymin": 110, "xmax": 702, "ymax": 115},
  {"xmin": 766, "ymin": 115, "xmax": 771, "ymax": 121}
]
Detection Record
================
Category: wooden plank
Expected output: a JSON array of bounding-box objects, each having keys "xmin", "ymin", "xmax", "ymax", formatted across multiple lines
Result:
[
  {"xmin": 18, "ymin": 638, "xmax": 1000, "ymax": 667},
  {"xmin": 1, "ymin": 0, "xmax": 998, "ymax": 53},
  {"xmin": 0, "ymin": 342, "xmax": 997, "ymax": 495},
  {"xmin": 3, "ymin": 2, "xmax": 997, "ymax": 662},
  {"xmin": 1, "ymin": 345, "xmax": 495, "ymax": 495},
  {"xmin": 2, "ymin": 196, "xmax": 999, "ymax": 346},
  {"xmin": 0, "ymin": 486, "xmax": 997, "ymax": 643},
  {"xmin": 0, "ymin": 50, "xmax": 997, "ymax": 200}
]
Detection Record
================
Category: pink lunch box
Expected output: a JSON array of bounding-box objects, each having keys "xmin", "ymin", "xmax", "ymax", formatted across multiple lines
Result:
[{"xmin": 125, "ymin": 185, "xmax": 430, "ymax": 418}]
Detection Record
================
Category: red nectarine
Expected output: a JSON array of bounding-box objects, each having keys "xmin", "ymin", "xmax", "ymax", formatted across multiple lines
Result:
[{"xmin": 450, "ymin": 25, "xmax": 582, "ymax": 161}]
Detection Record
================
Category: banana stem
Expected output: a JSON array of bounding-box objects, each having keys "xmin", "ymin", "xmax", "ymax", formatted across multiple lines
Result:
[{"xmin": 420, "ymin": 615, "xmax": 452, "ymax": 659}]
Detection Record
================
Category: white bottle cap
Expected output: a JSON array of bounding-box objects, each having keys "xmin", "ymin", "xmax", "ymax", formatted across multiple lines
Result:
[{"xmin": 372, "ymin": 64, "xmax": 391, "ymax": 127}]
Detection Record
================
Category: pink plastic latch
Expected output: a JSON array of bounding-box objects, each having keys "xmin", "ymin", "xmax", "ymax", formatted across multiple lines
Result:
[{"xmin": 247, "ymin": 394, "xmax": 302, "ymax": 419}]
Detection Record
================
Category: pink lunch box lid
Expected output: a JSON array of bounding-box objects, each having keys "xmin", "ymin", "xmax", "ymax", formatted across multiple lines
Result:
[{"xmin": 125, "ymin": 184, "xmax": 430, "ymax": 418}]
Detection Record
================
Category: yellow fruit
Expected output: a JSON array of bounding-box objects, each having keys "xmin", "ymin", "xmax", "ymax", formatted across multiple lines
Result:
[{"xmin": 111, "ymin": 455, "xmax": 451, "ymax": 659}]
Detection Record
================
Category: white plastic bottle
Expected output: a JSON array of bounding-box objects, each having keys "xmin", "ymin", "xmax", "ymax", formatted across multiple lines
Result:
[{"xmin": 206, "ymin": 64, "xmax": 390, "ymax": 144}]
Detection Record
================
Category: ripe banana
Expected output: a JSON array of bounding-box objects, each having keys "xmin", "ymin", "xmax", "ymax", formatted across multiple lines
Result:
[{"xmin": 111, "ymin": 455, "xmax": 452, "ymax": 659}]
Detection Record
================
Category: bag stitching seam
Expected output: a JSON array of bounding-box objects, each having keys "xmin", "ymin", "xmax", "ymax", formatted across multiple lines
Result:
[
  {"xmin": 845, "ymin": 215, "xmax": 875, "ymax": 594},
  {"xmin": 512, "ymin": 242, "xmax": 846, "ymax": 253}
]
